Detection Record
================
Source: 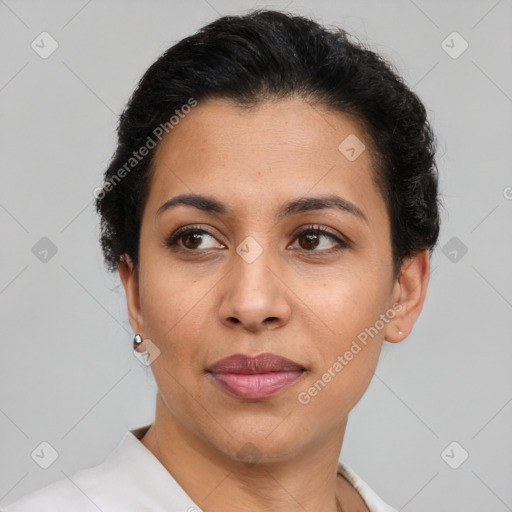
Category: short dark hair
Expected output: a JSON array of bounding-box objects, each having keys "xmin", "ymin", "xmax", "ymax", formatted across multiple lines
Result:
[{"xmin": 96, "ymin": 9, "xmax": 442, "ymax": 279}]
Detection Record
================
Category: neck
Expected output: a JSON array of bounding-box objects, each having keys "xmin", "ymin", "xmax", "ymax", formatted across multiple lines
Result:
[{"xmin": 139, "ymin": 393, "xmax": 367, "ymax": 512}]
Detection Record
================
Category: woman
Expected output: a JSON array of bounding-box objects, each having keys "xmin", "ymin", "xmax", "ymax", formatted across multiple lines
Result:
[{"xmin": 3, "ymin": 8, "xmax": 440, "ymax": 512}]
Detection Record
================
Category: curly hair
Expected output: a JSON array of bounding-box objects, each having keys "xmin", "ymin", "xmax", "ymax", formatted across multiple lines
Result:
[{"xmin": 96, "ymin": 9, "xmax": 441, "ymax": 280}]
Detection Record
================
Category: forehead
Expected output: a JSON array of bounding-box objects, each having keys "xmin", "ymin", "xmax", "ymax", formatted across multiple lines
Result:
[{"xmin": 146, "ymin": 97, "xmax": 387, "ymax": 225}]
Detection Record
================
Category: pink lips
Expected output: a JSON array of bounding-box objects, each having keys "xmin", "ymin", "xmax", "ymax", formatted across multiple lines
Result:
[{"xmin": 207, "ymin": 353, "xmax": 306, "ymax": 400}]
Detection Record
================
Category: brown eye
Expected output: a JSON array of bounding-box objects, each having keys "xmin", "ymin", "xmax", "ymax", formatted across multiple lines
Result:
[
  {"xmin": 292, "ymin": 227, "xmax": 349, "ymax": 253},
  {"xmin": 298, "ymin": 231, "xmax": 322, "ymax": 250},
  {"xmin": 167, "ymin": 226, "xmax": 225, "ymax": 252},
  {"xmin": 182, "ymin": 231, "xmax": 204, "ymax": 250}
]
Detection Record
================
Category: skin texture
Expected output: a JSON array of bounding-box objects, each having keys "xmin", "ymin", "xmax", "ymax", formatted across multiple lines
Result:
[{"xmin": 119, "ymin": 96, "xmax": 431, "ymax": 512}]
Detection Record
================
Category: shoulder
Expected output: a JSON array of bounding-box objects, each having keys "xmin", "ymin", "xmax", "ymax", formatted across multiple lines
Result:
[
  {"xmin": 2, "ymin": 429, "xmax": 150, "ymax": 512},
  {"xmin": 2, "ymin": 425, "xmax": 201, "ymax": 512},
  {"xmin": 337, "ymin": 460, "xmax": 398, "ymax": 512},
  {"xmin": 2, "ymin": 463, "xmax": 110, "ymax": 511}
]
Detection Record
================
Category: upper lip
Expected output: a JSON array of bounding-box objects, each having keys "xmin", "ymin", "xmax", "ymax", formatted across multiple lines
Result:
[{"xmin": 208, "ymin": 353, "xmax": 305, "ymax": 374}]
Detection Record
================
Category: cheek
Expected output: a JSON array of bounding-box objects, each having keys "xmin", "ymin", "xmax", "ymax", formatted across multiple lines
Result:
[
  {"xmin": 297, "ymin": 271, "xmax": 388, "ymax": 407},
  {"xmin": 306, "ymin": 268, "xmax": 389, "ymax": 345},
  {"xmin": 297, "ymin": 287, "xmax": 384, "ymax": 416},
  {"xmin": 296, "ymin": 346, "xmax": 381, "ymax": 427},
  {"xmin": 138, "ymin": 268, "xmax": 207, "ymax": 357}
]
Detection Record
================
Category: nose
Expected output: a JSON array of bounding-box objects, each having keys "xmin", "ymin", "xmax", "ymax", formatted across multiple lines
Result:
[{"xmin": 218, "ymin": 249, "xmax": 292, "ymax": 333}]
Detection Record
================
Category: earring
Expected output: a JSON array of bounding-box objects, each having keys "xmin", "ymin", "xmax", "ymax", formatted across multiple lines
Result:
[
  {"xmin": 133, "ymin": 334, "xmax": 144, "ymax": 352},
  {"xmin": 133, "ymin": 334, "xmax": 160, "ymax": 366},
  {"xmin": 133, "ymin": 333, "xmax": 151, "ymax": 366},
  {"xmin": 397, "ymin": 329, "xmax": 403, "ymax": 336}
]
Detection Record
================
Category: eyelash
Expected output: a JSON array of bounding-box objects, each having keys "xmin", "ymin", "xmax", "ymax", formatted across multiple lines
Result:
[{"xmin": 166, "ymin": 224, "xmax": 351, "ymax": 254}]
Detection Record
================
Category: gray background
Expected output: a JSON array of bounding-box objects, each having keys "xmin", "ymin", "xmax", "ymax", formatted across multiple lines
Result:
[{"xmin": 1, "ymin": 0, "xmax": 511, "ymax": 510}]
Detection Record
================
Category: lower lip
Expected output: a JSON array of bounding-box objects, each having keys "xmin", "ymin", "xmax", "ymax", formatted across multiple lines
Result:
[{"xmin": 209, "ymin": 371, "xmax": 304, "ymax": 400}]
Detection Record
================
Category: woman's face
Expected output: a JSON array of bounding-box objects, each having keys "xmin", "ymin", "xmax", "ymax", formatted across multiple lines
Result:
[{"xmin": 121, "ymin": 96, "xmax": 423, "ymax": 461}]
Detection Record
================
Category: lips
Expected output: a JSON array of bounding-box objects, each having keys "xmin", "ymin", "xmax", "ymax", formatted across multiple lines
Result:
[{"xmin": 207, "ymin": 353, "xmax": 306, "ymax": 400}]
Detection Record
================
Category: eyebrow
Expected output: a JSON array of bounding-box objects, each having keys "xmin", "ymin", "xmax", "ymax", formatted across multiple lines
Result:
[{"xmin": 156, "ymin": 193, "xmax": 368, "ymax": 223}]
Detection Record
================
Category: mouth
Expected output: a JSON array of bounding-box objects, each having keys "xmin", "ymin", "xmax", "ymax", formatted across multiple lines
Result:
[{"xmin": 207, "ymin": 353, "xmax": 306, "ymax": 400}]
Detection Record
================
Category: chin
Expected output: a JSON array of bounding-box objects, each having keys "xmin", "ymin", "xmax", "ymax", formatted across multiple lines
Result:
[{"xmin": 202, "ymin": 414, "xmax": 307, "ymax": 464}]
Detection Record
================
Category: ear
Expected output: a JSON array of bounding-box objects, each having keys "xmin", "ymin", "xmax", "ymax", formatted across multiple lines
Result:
[
  {"xmin": 118, "ymin": 254, "xmax": 144, "ymax": 335},
  {"xmin": 383, "ymin": 249, "xmax": 431, "ymax": 343}
]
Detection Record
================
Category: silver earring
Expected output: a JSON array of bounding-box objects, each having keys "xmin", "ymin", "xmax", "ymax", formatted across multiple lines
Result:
[
  {"xmin": 398, "ymin": 329, "xmax": 403, "ymax": 336},
  {"xmin": 132, "ymin": 334, "xmax": 160, "ymax": 367},
  {"xmin": 133, "ymin": 333, "xmax": 150, "ymax": 368},
  {"xmin": 133, "ymin": 334, "xmax": 144, "ymax": 352}
]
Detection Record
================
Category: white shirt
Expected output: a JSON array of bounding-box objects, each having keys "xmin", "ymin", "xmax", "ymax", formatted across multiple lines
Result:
[{"xmin": 2, "ymin": 425, "xmax": 397, "ymax": 512}]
